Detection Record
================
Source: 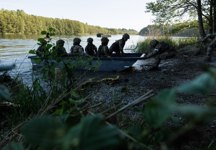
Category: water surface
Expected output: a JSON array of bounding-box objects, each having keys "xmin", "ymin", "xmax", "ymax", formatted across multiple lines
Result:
[{"xmin": 0, "ymin": 35, "xmax": 146, "ymax": 85}]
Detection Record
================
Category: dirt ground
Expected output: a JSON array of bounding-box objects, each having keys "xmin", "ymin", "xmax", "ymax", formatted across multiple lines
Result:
[{"xmin": 81, "ymin": 50, "xmax": 216, "ymax": 149}]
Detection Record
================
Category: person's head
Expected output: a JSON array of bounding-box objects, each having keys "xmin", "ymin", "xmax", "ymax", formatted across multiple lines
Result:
[
  {"xmin": 149, "ymin": 39, "xmax": 159, "ymax": 49},
  {"xmin": 122, "ymin": 33, "xmax": 130, "ymax": 41},
  {"xmin": 56, "ymin": 39, "xmax": 65, "ymax": 47},
  {"xmin": 87, "ymin": 37, "xmax": 93, "ymax": 44},
  {"xmin": 73, "ymin": 38, "xmax": 81, "ymax": 45},
  {"xmin": 101, "ymin": 37, "xmax": 109, "ymax": 45}
]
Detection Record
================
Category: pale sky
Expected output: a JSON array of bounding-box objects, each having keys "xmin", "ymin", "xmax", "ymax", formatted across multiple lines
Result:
[{"xmin": 0, "ymin": 0, "xmax": 155, "ymax": 31}]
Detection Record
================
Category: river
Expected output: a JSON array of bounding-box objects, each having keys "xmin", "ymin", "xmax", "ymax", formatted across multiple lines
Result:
[{"xmin": 0, "ymin": 34, "xmax": 146, "ymax": 85}]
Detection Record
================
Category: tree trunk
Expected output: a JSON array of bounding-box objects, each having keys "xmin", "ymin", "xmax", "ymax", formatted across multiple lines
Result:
[
  {"xmin": 209, "ymin": 0, "xmax": 213, "ymax": 33},
  {"xmin": 213, "ymin": 0, "xmax": 216, "ymax": 33},
  {"xmin": 196, "ymin": 0, "xmax": 206, "ymax": 37}
]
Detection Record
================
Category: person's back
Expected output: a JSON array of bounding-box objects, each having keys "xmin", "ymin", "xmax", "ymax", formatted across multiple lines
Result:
[
  {"xmin": 109, "ymin": 33, "xmax": 130, "ymax": 55},
  {"xmin": 70, "ymin": 38, "xmax": 84, "ymax": 55},
  {"xmin": 53, "ymin": 39, "xmax": 68, "ymax": 57},
  {"xmin": 85, "ymin": 38, "xmax": 97, "ymax": 56},
  {"xmin": 36, "ymin": 39, "xmax": 47, "ymax": 57},
  {"xmin": 98, "ymin": 37, "xmax": 110, "ymax": 57}
]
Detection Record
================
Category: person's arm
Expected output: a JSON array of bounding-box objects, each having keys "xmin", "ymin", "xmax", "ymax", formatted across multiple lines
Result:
[
  {"xmin": 144, "ymin": 49, "xmax": 159, "ymax": 58},
  {"xmin": 118, "ymin": 40, "xmax": 124, "ymax": 54},
  {"xmin": 94, "ymin": 45, "xmax": 98, "ymax": 55}
]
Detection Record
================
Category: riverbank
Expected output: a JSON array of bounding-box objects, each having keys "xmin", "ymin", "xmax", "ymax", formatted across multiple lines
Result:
[
  {"xmin": 80, "ymin": 51, "xmax": 216, "ymax": 149},
  {"xmin": 1, "ymin": 46, "xmax": 216, "ymax": 149}
]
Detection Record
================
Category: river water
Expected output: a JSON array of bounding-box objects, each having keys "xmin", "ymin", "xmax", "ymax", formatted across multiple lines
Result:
[{"xmin": 0, "ymin": 35, "xmax": 146, "ymax": 85}]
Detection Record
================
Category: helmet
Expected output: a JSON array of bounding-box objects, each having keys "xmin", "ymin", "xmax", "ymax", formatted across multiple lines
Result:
[
  {"xmin": 87, "ymin": 37, "xmax": 93, "ymax": 43},
  {"xmin": 73, "ymin": 38, "xmax": 81, "ymax": 45},
  {"xmin": 56, "ymin": 39, "xmax": 65, "ymax": 46},
  {"xmin": 123, "ymin": 33, "xmax": 130, "ymax": 40},
  {"xmin": 149, "ymin": 39, "xmax": 159, "ymax": 49},
  {"xmin": 101, "ymin": 37, "xmax": 109, "ymax": 43}
]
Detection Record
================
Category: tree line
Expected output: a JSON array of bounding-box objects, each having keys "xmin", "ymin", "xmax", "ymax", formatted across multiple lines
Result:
[
  {"xmin": 146, "ymin": 0, "xmax": 216, "ymax": 38},
  {"xmin": 139, "ymin": 21, "xmax": 200, "ymax": 37},
  {"xmin": 0, "ymin": 9, "xmax": 137, "ymax": 35}
]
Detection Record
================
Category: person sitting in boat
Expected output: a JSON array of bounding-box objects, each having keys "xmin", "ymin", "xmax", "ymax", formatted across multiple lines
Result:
[
  {"xmin": 143, "ymin": 39, "xmax": 176, "ymax": 70},
  {"xmin": 98, "ymin": 37, "xmax": 110, "ymax": 57},
  {"xmin": 70, "ymin": 38, "xmax": 84, "ymax": 56},
  {"xmin": 109, "ymin": 33, "xmax": 130, "ymax": 56},
  {"xmin": 53, "ymin": 39, "xmax": 68, "ymax": 57},
  {"xmin": 36, "ymin": 39, "xmax": 47, "ymax": 57},
  {"xmin": 85, "ymin": 37, "xmax": 97, "ymax": 56}
]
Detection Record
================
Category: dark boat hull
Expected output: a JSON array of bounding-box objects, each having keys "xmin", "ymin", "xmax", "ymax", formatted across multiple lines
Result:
[{"xmin": 28, "ymin": 53, "xmax": 144, "ymax": 72}]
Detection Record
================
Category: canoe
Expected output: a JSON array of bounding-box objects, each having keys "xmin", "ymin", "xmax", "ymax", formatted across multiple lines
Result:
[{"xmin": 28, "ymin": 53, "xmax": 145, "ymax": 72}]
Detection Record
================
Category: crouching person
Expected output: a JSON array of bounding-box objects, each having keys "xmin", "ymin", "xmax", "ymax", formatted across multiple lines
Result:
[{"xmin": 143, "ymin": 39, "xmax": 176, "ymax": 70}]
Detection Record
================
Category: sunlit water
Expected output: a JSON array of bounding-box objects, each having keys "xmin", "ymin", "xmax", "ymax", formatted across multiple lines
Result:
[{"xmin": 0, "ymin": 35, "xmax": 146, "ymax": 85}]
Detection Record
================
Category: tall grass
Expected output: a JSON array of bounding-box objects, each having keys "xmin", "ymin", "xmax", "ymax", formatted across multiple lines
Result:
[{"xmin": 136, "ymin": 36, "xmax": 198, "ymax": 53}]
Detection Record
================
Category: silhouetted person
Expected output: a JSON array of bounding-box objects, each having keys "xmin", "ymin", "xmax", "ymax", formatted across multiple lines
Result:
[
  {"xmin": 53, "ymin": 39, "xmax": 68, "ymax": 57},
  {"xmin": 109, "ymin": 33, "xmax": 130, "ymax": 55},
  {"xmin": 70, "ymin": 38, "xmax": 84, "ymax": 55},
  {"xmin": 98, "ymin": 37, "xmax": 110, "ymax": 57},
  {"xmin": 143, "ymin": 39, "xmax": 176, "ymax": 70},
  {"xmin": 36, "ymin": 39, "xmax": 47, "ymax": 57},
  {"xmin": 85, "ymin": 37, "xmax": 97, "ymax": 56}
]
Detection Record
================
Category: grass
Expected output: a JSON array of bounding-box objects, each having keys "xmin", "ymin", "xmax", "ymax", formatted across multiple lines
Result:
[{"xmin": 136, "ymin": 36, "xmax": 198, "ymax": 53}]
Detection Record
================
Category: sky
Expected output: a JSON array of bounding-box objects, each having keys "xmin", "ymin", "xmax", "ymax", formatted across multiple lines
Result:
[{"xmin": 0, "ymin": 0, "xmax": 155, "ymax": 31}]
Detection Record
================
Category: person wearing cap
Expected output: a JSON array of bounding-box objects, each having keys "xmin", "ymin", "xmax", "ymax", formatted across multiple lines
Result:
[
  {"xmin": 70, "ymin": 38, "xmax": 84, "ymax": 55},
  {"xmin": 85, "ymin": 37, "xmax": 97, "ymax": 56},
  {"xmin": 98, "ymin": 37, "xmax": 110, "ymax": 57},
  {"xmin": 53, "ymin": 39, "xmax": 68, "ymax": 57},
  {"xmin": 109, "ymin": 33, "xmax": 130, "ymax": 56},
  {"xmin": 36, "ymin": 38, "xmax": 47, "ymax": 57},
  {"xmin": 143, "ymin": 39, "xmax": 176, "ymax": 70}
]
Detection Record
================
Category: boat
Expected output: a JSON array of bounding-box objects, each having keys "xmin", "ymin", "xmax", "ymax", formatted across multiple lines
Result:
[
  {"xmin": 96, "ymin": 33, "xmax": 111, "ymax": 38},
  {"xmin": 28, "ymin": 53, "xmax": 145, "ymax": 72},
  {"xmin": 0, "ymin": 62, "xmax": 15, "ymax": 72}
]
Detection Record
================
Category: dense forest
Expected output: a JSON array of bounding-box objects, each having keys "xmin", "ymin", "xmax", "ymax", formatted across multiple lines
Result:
[
  {"xmin": 0, "ymin": 9, "xmax": 137, "ymax": 35},
  {"xmin": 139, "ymin": 21, "xmax": 200, "ymax": 37},
  {"xmin": 146, "ymin": 0, "xmax": 216, "ymax": 38}
]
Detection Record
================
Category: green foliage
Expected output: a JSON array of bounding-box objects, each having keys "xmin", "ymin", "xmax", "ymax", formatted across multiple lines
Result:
[
  {"xmin": 144, "ymin": 89, "xmax": 176, "ymax": 128},
  {"xmin": 28, "ymin": 49, "xmax": 36, "ymax": 54},
  {"xmin": 176, "ymin": 73, "xmax": 216, "ymax": 95},
  {"xmin": 21, "ymin": 116, "xmax": 65, "ymax": 149},
  {"xmin": 137, "ymin": 37, "xmax": 176, "ymax": 53},
  {"xmin": 18, "ymin": 115, "xmax": 122, "ymax": 150},
  {"xmin": 2, "ymin": 142, "xmax": 24, "ymax": 150},
  {"xmin": 175, "ymin": 37, "xmax": 198, "ymax": 48},
  {"xmin": 144, "ymin": 68, "xmax": 216, "ymax": 130},
  {"xmin": 0, "ymin": 9, "xmax": 137, "ymax": 35},
  {"xmin": 63, "ymin": 115, "xmax": 121, "ymax": 150}
]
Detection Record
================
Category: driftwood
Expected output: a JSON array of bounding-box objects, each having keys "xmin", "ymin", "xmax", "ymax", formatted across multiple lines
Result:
[
  {"xmin": 77, "ymin": 75, "xmax": 120, "ymax": 89},
  {"xmin": 106, "ymin": 90, "xmax": 154, "ymax": 120}
]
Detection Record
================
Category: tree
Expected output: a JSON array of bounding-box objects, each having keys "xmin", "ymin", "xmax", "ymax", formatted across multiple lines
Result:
[{"xmin": 146, "ymin": 0, "xmax": 216, "ymax": 37}]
